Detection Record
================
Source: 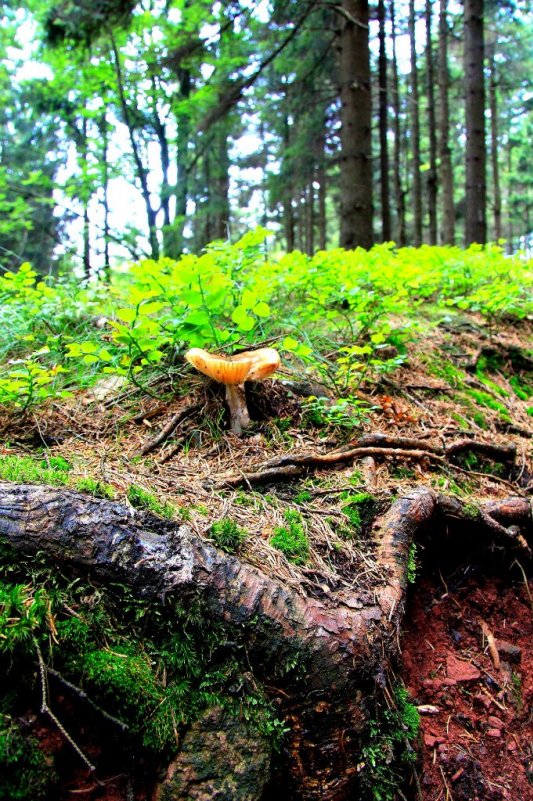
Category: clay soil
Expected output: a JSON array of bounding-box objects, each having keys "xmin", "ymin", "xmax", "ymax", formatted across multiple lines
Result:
[{"xmin": 402, "ymin": 571, "xmax": 532, "ymax": 801}]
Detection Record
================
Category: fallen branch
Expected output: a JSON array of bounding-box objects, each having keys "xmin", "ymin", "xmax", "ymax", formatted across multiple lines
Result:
[{"xmin": 140, "ymin": 403, "xmax": 201, "ymax": 456}]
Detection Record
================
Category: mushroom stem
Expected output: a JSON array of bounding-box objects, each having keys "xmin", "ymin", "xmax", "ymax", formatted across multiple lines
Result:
[{"xmin": 225, "ymin": 384, "xmax": 251, "ymax": 435}]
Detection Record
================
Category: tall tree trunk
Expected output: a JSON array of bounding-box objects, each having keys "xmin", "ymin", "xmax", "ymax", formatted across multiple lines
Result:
[
  {"xmin": 81, "ymin": 115, "xmax": 91, "ymax": 280},
  {"xmin": 390, "ymin": 0, "xmax": 406, "ymax": 246},
  {"xmin": 337, "ymin": 0, "xmax": 373, "ymax": 250},
  {"xmin": 377, "ymin": 0, "xmax": 391, "ymax": 241},
  {"xmin": 317, "ymin": 130, "xmax": 327, "ymax": 250},
  {"xmin": 109, "ymin": 33, "xmax": 160, "ymax": 260},
  {"xmin": 506, "ymin": 141, "xmax": 514, "ymax": 254},
  {"xmin": 306, "ymin": 178, "xmax": 315, "ymax": 256},
  {"xmin": 425, "ymin": 0, "xmax": 438, "ymax": 245},
  {"xmin": 438, "ymin": 0, "xmax": 455, "ymax": 244},
  {"xmin": 210, "ymin": 118, "xmax": 231, "ymax": 240},
  {"xmin": 282, "ymin": 103, "xmax": 295, "ymax": 252},
  {"xmin": 409, "ymin": 0, "xmax": 423, "ymax": 246},
  {"xmin": 101, "ymin": 113, "xmax": 111, "ymax": 278},
  {"xmin": 488, "ymin": 45, "xmax": 502, "ymax": 242},
  {"xmin": 174, "ymin": 68, "xmax": 191, "ymax": 256},
  {"xmin": 150, "ymin": 77, "xmax": 172, "ymax": 253},
  {"xmin": 464, "ymin": 0, "xmax": 487, "ymax": 245}
]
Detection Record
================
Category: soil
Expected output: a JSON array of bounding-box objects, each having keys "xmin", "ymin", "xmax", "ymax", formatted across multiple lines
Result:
[
  {"xmin": 1, "ymin": 312, "xmax": 532, "ymax": 800},
  {"xmin": 402, "ymin": 572, "xmax": 533, "ymax": 801}
]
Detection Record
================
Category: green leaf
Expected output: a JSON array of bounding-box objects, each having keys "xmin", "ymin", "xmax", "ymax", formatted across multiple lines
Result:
[{"xmin": 116, "ymin": 308, "xmax": 137, "ymax": 324}]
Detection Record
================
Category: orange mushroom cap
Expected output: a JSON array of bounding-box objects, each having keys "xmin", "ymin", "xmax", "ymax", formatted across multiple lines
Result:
[{"xmin": 185, "ymin": 347, "xmax": 280, "ymax": 384}]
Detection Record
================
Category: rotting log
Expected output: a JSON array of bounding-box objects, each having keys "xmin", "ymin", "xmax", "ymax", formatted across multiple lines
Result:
[{"xmin": 0, "ymin": 482, "xmax": 531, "ymax": 800}]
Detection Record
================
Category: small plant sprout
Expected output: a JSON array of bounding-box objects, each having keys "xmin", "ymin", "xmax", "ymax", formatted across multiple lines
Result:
[{"xmin": 185, "ymin": 347, "xmax": 281, "ymax": 435}]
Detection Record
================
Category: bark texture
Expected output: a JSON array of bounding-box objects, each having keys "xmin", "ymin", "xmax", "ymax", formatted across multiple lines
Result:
[
  {"xmin": 337, "ymin": 0, "xmax": 373, "ymax": 250},
  {"xmin": 0, "ymin": 482, "xmax": 530, "ymax": 800},
  {"xmin": 464, "ymin": 0, "xmax": 487, "ymax": 245}
]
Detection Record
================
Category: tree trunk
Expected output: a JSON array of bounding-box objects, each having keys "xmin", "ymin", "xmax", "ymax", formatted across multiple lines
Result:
[
  {"xmin": 488, "ymin": 45, "xmax": 502, "ymax": 242},
  {"xmin": 174, "ymin": 68, "xmax": 192, "ymax": 256},
  {"xmin": 109, "ymin": 33, "xmax": 160, "ymax": 260},
  {"xmin": 337, "ymin": 0, "xmax": 373, "ymax": 250},
  {"xmin": 1, "ymin": 482, "xmax": 530, "ymax": 799},
  {"xmin": 305, "ymin": 178, "xmax": 315, "ymax": 256},
  {"xmin": 377, "ymin": 0, "xmax": 391, "ymax": 242},
  {"xmin": 464, "ymin": 0, "xmax": 487, "ymax": 245},
  {"xmin": 409, "ymin": 0, "xmax": 423, "ymax": 246},
  {"xmin": 100, "ymin": 113, "xmax": 111, "ymax": 279},
  {"xmin": 390, "ymin": 0, "xmax": 407, "ymax": 246},
  {"xmin": 425, "ymin": 0, "xmax": 438, "ymax": 245},
  {"xmin": 210, "ymin": 118, "xmax": 231, "ymax": 241},
  {"xmin": 438, "ymin": 0, "xmax": 455, "ymax": 244}
]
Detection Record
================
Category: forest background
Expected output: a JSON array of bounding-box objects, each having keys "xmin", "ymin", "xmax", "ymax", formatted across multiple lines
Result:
[{"xmin": 1, "ymin": 0, "xmax": 531, "ymax": 279}]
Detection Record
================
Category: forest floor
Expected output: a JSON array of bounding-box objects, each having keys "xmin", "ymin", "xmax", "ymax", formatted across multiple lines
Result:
[{"xmin": 1, "ymin": 309, "xmax": 532, "ymax": 800}]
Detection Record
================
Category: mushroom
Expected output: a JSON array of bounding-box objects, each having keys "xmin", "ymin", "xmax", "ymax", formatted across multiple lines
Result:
[{"xmin": 185, "ymin": 347, "xmax": 281, "ymax": 435}]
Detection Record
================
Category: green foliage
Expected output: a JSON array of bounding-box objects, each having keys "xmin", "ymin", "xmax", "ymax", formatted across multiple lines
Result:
[
  {"xmin": 75, "ymin": 477, "xmax": 116, "ymax": 499},
  {"xmin": 0, "ymin": 715, "xmax": 54, "ymax": 801},
  {"xmin": 127, "ymin": 484, "xmax": 175, "ymax": 518},
  {"xmin": 359, "ymin": 685, "xmax": 420, "ymax": 801},
  {"xmin": 340, "ymin": 492, "xmax": 375, "ymax": 537},
  {"xmin": 0, "ymin": 583, "xmax": 55, "ymax": 654},
  {"xmin": 0, "ymin": 241, "xmax": 530, "ymax": 413},
  {"xmin": 0, "ymin": 544, "xmax": 286, "ymax": 781},
  {"xmin": 407, "ymin": 543, "xmax": 418, "ymax": 584},
  {"xmin": 209, "ymin": 517, "xmax": 248, "ymax": 553},
  {"xmin": 270, "ymin": 509, "xmax": 309, "ymax": 564},
  {"xmin": 0, "ymin": 454, "xmax": 70, "ymax": 486}
]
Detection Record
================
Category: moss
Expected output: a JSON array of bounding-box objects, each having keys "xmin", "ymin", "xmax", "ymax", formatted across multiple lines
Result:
[
  {"xmin": 270, "ymin": 509, "xmax": 309, "ymax": 564},
  {"xmin": 427, "ymin": 358, "xmax": 466, "ymax": 388},
  {"xmin": 209, "ymin": 517, "xmax": 248, "ymax": 553},
  {"xmin": 75, "ymin": 477, "xmax": 116, "ymax": 499},
  {"xmin": 464, "ymin": 388, "xmax": 511, "ymax": 422},
  {"xmin": 340, "ymin": 492, "xmax": 376, "ymax": 537},
  {"xmin": 0, "ymin": 454, "xmax": 69, "ymax": 486},
  {"xmin": 127, "ymin": 484, "xmax": 175, "ymax": 518},
  {"xmin": 0, "ymin": 544, "xmax": 285, "ymax": 777},
  {"xmin": 0, "ymin": 716, "xmax": 55, "ymax": 801},
  {"xmin": 509, "ymin": 375, "xmax": 532, "ymax": 401},
  {"xmin": 358, "ymin": 685, "xmax": 420, "ymax": 801}
]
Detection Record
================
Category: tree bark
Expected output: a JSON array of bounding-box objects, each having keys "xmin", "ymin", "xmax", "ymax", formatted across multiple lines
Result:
[
  {"xmin": 1, "ymin": 483, "xmax": 529, "ymax": 799},
  {"xmin": 409, "ymin": 0, "xmax": 423, "ymax": 246},
  {"xmin": 425, "ymin": 0, "xmax": 438, "ymax": 245},
  {"xmin": 438, "ymin": 0, "xmax": 455, "ymax": 244},
  {"xmin": 337, "ymin": 0, "xmax": 373, "ymax": 250},
  {"xmin": 377, "ymin": 0, "xmax": 391, "ymax": 242},
  {"xmin": 390, "ymin": 0, "xmax": 407, "ymax": 246},
  {"xmin": 464, "ymin": 0, "xmax": 487, "ymax": 245},
  {"xmin": 488, "ymin": 44, "xmax": 502, "ymax": 242}
]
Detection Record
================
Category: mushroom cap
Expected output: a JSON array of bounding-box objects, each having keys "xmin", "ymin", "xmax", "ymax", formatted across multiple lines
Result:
[
  {"xmin": 237, "ymin": 347, "xmax": 281, "ymax": 381},
  {"xmin": 185, "ymin": 347, "xmax": 280, "ymax": 385}
]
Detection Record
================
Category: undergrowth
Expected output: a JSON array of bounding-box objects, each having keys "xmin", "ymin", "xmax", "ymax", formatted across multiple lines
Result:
[
  {"xmin": 0, "ymin": 544, "xmax": 284, "ymax": 798},
  {"xmin": 0, "ymin": 236, "xmax": 530, "ymax": 412}
]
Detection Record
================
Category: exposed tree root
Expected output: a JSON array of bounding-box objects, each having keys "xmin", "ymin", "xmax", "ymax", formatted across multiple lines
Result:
[
  {"xmin": 210, "ymin": 434, "xmax": 518, "ymax": 490},
  {"xmin": 0, "ymin": 482, "xmax": 530, "ymax": 800}
]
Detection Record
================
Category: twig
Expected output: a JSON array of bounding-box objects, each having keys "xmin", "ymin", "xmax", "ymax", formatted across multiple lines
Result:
[
  {"xmin": 512, "ymin": 559, "xmax": 533, "ymax": 614},
  {"xmin": 34, "ymin": 640, "xmax": 96, "ymax": 772},
  {"xmin": 140, "ymin": 403, "xmax": 201, "ymax": 455},
  {"xmin": 46, "ymin": 667, "xmax": 129, "ymax": 732}
]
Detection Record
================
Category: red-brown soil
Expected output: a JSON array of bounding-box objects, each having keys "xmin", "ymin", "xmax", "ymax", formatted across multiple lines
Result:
[{"xmin": 402, "ymin": 571, "xmax": 532, "ymax": 800}]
